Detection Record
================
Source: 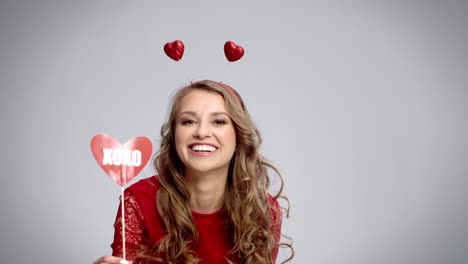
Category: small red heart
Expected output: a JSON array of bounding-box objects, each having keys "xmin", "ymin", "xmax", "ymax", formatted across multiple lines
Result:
[
  {"xmin": 164, "ymin": 40, "xmax": 184, "ymax": 61},
  {"xmin": 91, "ymin": 134, "xmax": 153, "ymax": 186},
  {"xmin": 224, "ymin": 41, "xmax": 244, "ymax": 62}
]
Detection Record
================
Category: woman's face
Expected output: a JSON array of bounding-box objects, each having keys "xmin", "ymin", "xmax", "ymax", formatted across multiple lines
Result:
[{"xmin": 174, "ymin": 89, "xmax": 237, "ymax": 175}]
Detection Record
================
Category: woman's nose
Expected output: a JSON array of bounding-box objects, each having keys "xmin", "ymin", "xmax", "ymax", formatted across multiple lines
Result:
[{"xmin": 194, "ymin": 121, "xmax": 211, "ymax": 138}]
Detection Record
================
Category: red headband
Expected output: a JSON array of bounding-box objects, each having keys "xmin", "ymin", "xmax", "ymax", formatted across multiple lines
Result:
[
  {"xmin": 164, "ymin": 40, "xmax": 245, "ymax": 108},
  {"xmin": 190, "ymin": 81, "xmax": 244, "ymax": 109},
  {"xmin": 218, "ymin": 82, "xmax": 243, "ymax": 108}
]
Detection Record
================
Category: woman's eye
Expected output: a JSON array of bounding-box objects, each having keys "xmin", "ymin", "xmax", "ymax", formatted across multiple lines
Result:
[
  {"xmin": 181, "ymin": 119, "xmax": 195, "ymax": 125},
  {"xmin": 214, "ymin": 119, "xmax": 227, "ymax": 125}
]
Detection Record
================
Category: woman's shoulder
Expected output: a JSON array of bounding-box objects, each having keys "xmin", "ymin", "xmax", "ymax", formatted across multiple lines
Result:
[
  {"xmin": 125, "ymin": 175, "xmax": 160, "ymax": 199},
  {"xmin": 267, "ymin": 193, "xmax": 282, "ymax": 222},
  {"xmin": 267, "ymin": 193, "xmax": 280, "ymax": 207}
]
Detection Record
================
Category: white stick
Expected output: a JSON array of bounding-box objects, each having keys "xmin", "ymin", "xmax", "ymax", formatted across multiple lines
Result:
[{"xmin": 121, "ymin": 186, "xmax": 126, "ymax": 261}]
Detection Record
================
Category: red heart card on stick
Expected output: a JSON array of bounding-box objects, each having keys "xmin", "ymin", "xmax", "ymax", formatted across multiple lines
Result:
[{"xmin": 91, "ymin": 134, "xmax": 153, "ymax": 186}]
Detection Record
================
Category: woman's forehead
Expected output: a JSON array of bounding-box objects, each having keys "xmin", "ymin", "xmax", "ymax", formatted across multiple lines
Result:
[
  {"xmin": 180, "ymin": 89, "xmax": 225, "ymax": 106},
  {"xmin": 176, "ymin": 89, "xmax": 229, "ymax": 115}
]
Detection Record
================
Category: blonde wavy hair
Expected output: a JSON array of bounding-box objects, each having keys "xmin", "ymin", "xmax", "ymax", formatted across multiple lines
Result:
[{"xmin": 140, "ymin": 80, "xmax": 293, "ymax": 263}]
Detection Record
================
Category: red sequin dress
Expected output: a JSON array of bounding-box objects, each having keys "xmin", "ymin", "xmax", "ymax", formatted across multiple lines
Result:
[{"xmin": 111, "ymin": 176, "xmax": 281, "ymax": 263}]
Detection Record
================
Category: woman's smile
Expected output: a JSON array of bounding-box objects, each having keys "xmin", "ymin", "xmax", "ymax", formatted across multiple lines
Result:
[{"xmin": 188, "ymin": 143, "xmax": 218, "ymax": 156}]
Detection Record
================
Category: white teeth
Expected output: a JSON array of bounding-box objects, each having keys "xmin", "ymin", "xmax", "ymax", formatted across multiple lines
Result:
[{"xmin": 191, "ymin": 145, "xmax": 216, "ymax": 152}]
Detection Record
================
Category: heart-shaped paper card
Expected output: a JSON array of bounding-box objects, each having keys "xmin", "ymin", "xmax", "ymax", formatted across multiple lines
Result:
[{"xmin": 91, "ymin": 134, "xmax": 153, "ymax": 186}]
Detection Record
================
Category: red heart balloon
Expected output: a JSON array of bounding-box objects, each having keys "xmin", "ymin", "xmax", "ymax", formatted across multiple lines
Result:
[
  {"xmin": 224, "ymin": 41, "xmax": 244, "ymax": 62},
  {"xmin": 164, "ymin": 40, "xmax": 184, "ymax": 61},
  {"xmin": 91, "ymin": 134, "xmax": 153, "ymax": 186}
]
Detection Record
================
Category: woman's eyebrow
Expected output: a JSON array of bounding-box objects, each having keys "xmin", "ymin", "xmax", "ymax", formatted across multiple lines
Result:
[
  {"xmin": 211, "ymin": 111, "xmax": 229, "ymax": 116},
  {"xmin": 179, "ymin": 111, "xmax": 229, "ymax": 116},
  {"xmin": 179, "ymin": 111, "xmax": 196, "ymax": 116}
]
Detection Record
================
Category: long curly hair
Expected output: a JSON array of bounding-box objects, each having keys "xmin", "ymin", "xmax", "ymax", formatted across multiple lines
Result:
[{"xmin": 141, "ymin": 80, "xmax": 293, "ymax": 263}]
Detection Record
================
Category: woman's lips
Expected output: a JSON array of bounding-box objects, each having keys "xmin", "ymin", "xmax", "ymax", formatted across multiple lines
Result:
[{"xmin": 188, "ymin": 144, "xmax": 218, "ymax": 157}]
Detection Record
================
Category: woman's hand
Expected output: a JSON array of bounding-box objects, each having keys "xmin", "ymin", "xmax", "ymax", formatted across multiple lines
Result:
[{"xmin": 93, "ymin": 255, "xmax": 132, "ymax": 264}]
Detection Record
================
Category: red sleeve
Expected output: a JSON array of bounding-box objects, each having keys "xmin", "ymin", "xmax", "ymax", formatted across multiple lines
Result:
[
  {"xmin": 269, "ymin": 195, "xmax": 282, "ymax": 263},
  {"xmin": 111, "ymin": 190, "xmax": 144, "ymax": 261}
]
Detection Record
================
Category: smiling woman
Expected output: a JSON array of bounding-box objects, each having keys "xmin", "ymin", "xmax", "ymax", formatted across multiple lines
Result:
[
  {"xmin": 93, "ymin": 80, "xmax": 294, "ymax": 264},
  {"xmin": 175, "ymin": 89, "xmax": 237, "ymax": 192}
]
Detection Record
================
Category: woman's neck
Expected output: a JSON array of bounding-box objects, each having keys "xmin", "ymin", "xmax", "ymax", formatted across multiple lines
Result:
[{"xmin": 184, "ymin": 169, "xmax": 228, "ymax": 214}]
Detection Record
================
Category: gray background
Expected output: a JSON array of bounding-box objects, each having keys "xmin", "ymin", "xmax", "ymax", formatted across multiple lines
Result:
[{"xmin": 1, "ymin": 0, "xmax": 467, "ymax": 263}]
